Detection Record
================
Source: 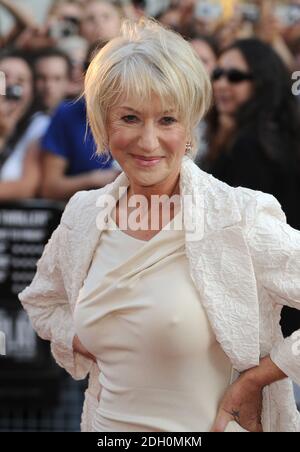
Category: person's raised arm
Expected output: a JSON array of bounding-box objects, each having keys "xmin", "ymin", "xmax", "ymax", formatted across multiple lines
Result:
[
  {"xmin": 40, "ymin": 151, "xmax": 120, "ymax": 201},
  {"xmin": 0, "ymin": 0, "xmax": 38, "ymax": 46}
]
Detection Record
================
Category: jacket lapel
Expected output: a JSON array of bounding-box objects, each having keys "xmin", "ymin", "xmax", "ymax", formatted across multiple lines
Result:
[
  {"xmin": 68, "ymin": 173, "xmax": 130, "ymax": 306},
  {"xmin": 181, "ymin": 158, "xmax": 260, "ymax": 372}
]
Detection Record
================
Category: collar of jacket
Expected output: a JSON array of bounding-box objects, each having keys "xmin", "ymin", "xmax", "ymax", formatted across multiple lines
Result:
[{"xmin": 65, "ymin": 156, "xmax": 260, "ymax": 372}]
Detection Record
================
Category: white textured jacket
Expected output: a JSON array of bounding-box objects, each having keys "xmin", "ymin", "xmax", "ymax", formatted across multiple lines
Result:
[{"xmin": 19, "ymin": 157, "xmax": 300, "ymax": 432}]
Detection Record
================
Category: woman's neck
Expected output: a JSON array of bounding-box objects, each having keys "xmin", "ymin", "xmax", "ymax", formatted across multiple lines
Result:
[{"xmin": 127, "ymin": 176, "xmax": 180, "ymax": 206}]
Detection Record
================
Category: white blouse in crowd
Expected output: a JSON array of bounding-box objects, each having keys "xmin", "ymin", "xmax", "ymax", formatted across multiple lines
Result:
[{"xmin": 0, "ymin": 112, "xmax": 50, "ymax": 182}]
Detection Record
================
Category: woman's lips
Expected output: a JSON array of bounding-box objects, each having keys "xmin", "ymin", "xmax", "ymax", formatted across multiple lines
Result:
[{"xmin": 131, "ymin": 154, "xmax": 164, "ymax": 167}]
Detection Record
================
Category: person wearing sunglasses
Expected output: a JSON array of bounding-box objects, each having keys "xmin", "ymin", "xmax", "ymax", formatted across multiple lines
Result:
[
  {"xmin": 201, "ymin": 38, "xmax": 300, "ymax": 342},
  {"xmin": 211, "ymin": 67, "xmax": 254, "ymax": 83}
]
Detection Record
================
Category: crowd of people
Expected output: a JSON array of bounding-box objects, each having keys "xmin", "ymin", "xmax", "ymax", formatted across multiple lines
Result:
[
  {"xmin": 1, "ymin": 0, "xmax": 300, "ymax": 336},
  {"xmin": 0, "ymin": 0, "xmax": 299, "ymax": 201}
]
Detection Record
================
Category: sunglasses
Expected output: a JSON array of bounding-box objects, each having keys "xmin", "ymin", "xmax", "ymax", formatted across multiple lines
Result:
[{"xmin": 212, "ymin": 67, "xmax": 254, "ymax": 83}]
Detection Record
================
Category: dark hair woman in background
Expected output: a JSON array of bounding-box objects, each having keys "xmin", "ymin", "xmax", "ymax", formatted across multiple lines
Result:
[
  {"xmin": 200, "ymin": 38, "xmax": 300, "ymax": 337},
  {"xmin": 0, "ymin": 49, "xmax": 50, "ymax": 200}
]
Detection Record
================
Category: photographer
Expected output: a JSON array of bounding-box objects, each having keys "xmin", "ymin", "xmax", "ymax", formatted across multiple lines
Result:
[{"xmin": 0, "ymin": 50, "xmax": 50, "ymax": 201}]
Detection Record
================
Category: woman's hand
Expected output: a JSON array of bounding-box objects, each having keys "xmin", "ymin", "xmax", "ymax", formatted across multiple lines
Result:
[
  {"xmin": 211, "ymin": 372, "xmax": 263, "ymax": 432},
  {"xmin": 72, "ymin": 334, "xmax": 96, "ymax": 362},
  {"xmin": 211, "ymin": 356, "xmax": 287, "ymax": 432}
]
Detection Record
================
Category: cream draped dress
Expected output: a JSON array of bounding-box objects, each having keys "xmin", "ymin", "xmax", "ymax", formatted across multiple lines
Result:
[{"xmin": 74, "ymin": 210, "xmax": 233, "ymax": 432}]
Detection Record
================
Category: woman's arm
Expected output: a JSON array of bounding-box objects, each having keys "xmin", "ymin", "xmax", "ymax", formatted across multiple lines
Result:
[
  {"xmin": 246, "ymin": 192, "xmax": 300, "ymax": 386},
  {"xmin": 212, "ymin": 192, "xmax": 300, "ymax": 432},
  {"xmin": 18, "ymin": 192, "xmax": 94, "ymax": 379},
  {"xmin": 242, "ymin": 355, "xmax": 287, "ymax": 388},
  {"xmin": 40, "ymin": 151, "xmax": 120, "ymax": 201},
  {"xmin": 0, "ymin": 0, "xmax": 38, "ymax": 47}
]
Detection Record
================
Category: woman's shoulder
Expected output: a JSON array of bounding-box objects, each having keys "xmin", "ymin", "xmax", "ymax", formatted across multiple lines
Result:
[
  {"xmin": 233, "ymin": 185, "xmax": 286, "ymax": 229},
  {"xmin": 60, "ymin": 181, "xmax": 118, "ymax": 230},
  {"xmin": 200, "ymin": 165, "xmax": 286, "ymax": 228},
  {"xmin": 184, "ymin": 161, "xmax": 285, "ymax": 236}
]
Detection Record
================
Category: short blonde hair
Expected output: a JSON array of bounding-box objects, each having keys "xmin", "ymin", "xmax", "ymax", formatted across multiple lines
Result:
[{"xmin": 84, "ymin": 17, "xmax": 212, "ymax": 158}]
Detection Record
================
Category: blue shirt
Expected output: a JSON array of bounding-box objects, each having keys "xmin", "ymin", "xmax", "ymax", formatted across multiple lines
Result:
[{"xmin": 41, "ymin": 98, "xmax": 113, "ymax": 175}]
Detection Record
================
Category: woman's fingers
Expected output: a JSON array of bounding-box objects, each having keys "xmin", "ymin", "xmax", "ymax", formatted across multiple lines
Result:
[{"xmin": 210, "ymin": 411, "xmax": 233, "ymax": 432}]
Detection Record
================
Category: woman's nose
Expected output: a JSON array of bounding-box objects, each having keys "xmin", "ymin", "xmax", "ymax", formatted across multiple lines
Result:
[
  {"xmin": 137, "ymin": 124, "xmax": 160, "ymax": 152},
  {"xmin": 214, "ymin": 77, "xmax": 230, "ymax": 89}
]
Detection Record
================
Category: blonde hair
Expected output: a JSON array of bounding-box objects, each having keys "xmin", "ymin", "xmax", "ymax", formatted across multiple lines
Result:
[{"xmin": 84, "ymin": 17, "xmax": 212, "ymax": 158}]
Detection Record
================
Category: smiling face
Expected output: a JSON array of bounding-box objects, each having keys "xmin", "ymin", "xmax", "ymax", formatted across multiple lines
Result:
[
  {"xmin": 213, "ymin": 48, "xmax": 254, "ymax": 115},
  {"xmin": 107, "ymin": 94, "xmax": 189, "ymax": 196}
]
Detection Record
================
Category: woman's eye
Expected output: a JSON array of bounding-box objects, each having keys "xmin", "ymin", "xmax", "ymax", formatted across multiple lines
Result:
[
  {"xmin": 121, "ymin": 115, "xmax": 138, "ymax": 123},
  {"xmin": 161, "ymin": 116, "xmax": 177, "ymax": 125}
]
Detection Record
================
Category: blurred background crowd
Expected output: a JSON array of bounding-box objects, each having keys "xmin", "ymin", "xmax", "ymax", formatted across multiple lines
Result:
[
  {"xmin": 1, "ymin": 0, "xmax": 300, "ymax": 210},
  {"xmin": 0, "ymin": 0, "xmax": 300, "ymax": 431}
]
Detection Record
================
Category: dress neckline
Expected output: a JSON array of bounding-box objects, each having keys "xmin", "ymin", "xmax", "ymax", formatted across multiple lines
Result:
[{"xmin": 108, "ymin": 210, "xmax": 183, "ymax": 244}]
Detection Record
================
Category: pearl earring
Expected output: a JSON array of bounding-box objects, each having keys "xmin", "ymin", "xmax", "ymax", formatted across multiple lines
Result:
[{"xmin": 185, "ymin": 142, "xmax": 192, "ymax": 153}]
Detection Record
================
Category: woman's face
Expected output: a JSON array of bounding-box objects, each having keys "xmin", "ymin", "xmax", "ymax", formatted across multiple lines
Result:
[
  {"xmin": 107, "ymin": 94, "xmax": 188, "ymax": 193},
  {"xmin": 0, "ymin": 57, "xmax": 33, "ymax": 115},
  {"xmin": 190, "ymin": 39, "xmax": 217, "ymax": 75},
  {"xmin": 80, "ymin": 1, "xmax": 121, "ymax": 44},
  {"xmin": 213, "ymin": 48, "xmax": 254, "ymax": 116}
]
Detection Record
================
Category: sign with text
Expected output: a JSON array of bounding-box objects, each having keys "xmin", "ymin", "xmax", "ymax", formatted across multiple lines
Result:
[{"xmin": 0, "ymin": 200, "xmax": 65, "ymax": 407}]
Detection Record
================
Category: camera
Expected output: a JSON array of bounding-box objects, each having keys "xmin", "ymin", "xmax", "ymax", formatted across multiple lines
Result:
[
  {"xmin": 48, "ymin": 16, "xmax": 80, "ymax": 40},
  {"xmin": 5, "ymin": 85, "xmax": 23, "ymax": 101},
  {"xmin": 240, "ymin": 4, "xmax": 260, "ymax": 24}
]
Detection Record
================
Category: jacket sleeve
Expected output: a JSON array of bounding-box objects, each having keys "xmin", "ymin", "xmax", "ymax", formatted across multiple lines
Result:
[
  {"xmin": 246, "ymin": 192, "xmax": 300, "ymax": 386},
  {"xmin": 18, "ymin": 192, "xmax": 93, "ymax": 380}
]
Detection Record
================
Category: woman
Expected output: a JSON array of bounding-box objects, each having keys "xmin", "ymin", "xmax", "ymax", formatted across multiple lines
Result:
[
  {"xmin": 202, "ymin": 38, "xmax": 300, "ymax": 228},
  {"xmin": 0, "ymin": 50, "xmax": 50, "ymax": 200},
  {"xmin": 19, "ymin": 19, "xmax": 300, "ymax": 432},
  {"xmin": 201, "ymin": 38, "xmax": 300, "ymax": 337}
]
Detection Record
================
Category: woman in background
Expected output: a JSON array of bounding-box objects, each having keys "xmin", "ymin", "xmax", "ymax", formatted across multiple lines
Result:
[
  {"xmin": 201, "ymin": 38, "xmax": 300, "ymax": 336},
  {"xmin": 0, "ymin": 50, "xmax": 50, "ymax": 200}
]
